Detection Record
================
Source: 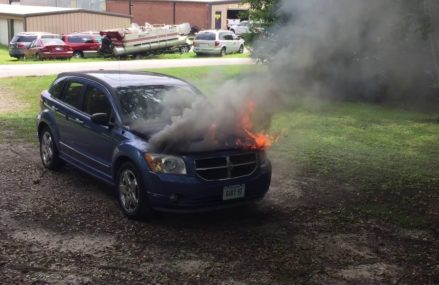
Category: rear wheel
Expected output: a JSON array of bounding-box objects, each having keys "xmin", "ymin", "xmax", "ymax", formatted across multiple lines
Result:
[
  {"xmin": 39, "ymin": 127, "xmax": 64, "ymax": 170},
  {"xmin": 73, "ymin": 51, "xmax": 83, "ymax": 58},
  {"xmin": 180, "ymin": 45, "xmax": 190, "ymax": 53},
  {"xmin": 117, "ymin": 162, "xmax": 152, "ymax": 219},
  {"xmin": 220, "ymin": 47, "xmax": 226, "ymax": 57}
]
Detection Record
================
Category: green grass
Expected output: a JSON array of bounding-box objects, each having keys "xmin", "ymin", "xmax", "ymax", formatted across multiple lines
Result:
[
  {"xmin": 0, "ymin": 65, "xmax": 438, "ymax": 193},
  {"xmin": 270, "ymin": 100, "xmax": 439, "ymax": 190},
  {"xmin": 0, "ymin": 44, "xmax": 249, "ymax": 65}
]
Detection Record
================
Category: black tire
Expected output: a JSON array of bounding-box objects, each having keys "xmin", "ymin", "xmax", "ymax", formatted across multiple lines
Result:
[
  {"xmin": 180, "ymin": 45, "xmax": 190, "ymax": 53},
  {"xmin": 73, "ymin": 51, "xmax": 83, "ymax": 58},
  {"xmin": 39, "ymin": 127, "xmax": 64, "ymax": 170},
  {"xmin": 220, "ymin": 48, "xmax": 226, "ymax": 57},
  {"xmin": 116, "ymin": 162, "xmax": 152, "ymax": 220},
  {"xmin": 239, "ymin": 45, "xmax": 244, "ymax": 54}
]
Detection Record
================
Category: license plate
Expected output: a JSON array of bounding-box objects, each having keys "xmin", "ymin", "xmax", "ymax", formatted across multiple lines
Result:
[
  {"xmin": 55, "ymin": 47, "xmax": 62, "ymax": 51},
  {"xmin": 223, "ymin": 184, "xmax": 245, "ymax": 200}
]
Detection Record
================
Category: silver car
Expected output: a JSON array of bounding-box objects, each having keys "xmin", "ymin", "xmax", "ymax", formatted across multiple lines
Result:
[
  {"xmin": 193, "ymin": 30, "xmax": 245, "ymax": 56},
  {"xmin": 9, "ymin": 32, "xmax": 60, "ymax": 59}
]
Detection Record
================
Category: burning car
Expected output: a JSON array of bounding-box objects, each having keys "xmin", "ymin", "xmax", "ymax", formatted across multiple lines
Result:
[{"xmin": 36, "ymin": 71, "xmax": 271, "ymax": 219}]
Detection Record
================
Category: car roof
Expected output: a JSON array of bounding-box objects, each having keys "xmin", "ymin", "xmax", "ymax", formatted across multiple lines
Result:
[{"xmin": 57, "ymin": 70, "xmax": 191, "ymax": 89}]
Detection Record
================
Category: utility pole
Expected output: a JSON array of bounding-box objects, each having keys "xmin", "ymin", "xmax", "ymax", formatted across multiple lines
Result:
[{"xmin": 129, "ymin": 0, "xmax": 132, "ymax": 16}]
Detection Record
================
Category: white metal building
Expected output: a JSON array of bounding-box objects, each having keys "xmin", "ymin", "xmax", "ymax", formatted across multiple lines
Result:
[{"xmin": 0, "ymin": 4, "xmax": 131, "ymax": 45}]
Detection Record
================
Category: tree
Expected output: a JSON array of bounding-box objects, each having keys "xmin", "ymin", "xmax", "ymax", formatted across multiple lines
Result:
[{"xmin": 243, "ymin": 0, "xmax": 279, "ymax": 27}]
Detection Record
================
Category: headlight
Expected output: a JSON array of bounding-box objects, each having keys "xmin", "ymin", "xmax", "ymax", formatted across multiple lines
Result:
[{"xmin": 145, "ymin": 153, "xmax": 187, "ymax": 175}]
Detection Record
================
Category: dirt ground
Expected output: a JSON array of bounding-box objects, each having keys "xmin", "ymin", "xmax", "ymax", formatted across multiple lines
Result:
[{"xmin": 0, "ymin": 136, "xmax": 438, "ymax": 284}]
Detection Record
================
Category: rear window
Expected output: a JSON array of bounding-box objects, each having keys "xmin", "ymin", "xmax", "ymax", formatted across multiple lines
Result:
[
  {"xmin": 49, "ymin": 80, "xmax": 65, "ymax": 99},
  {"xmin": 42, "ymin": 38, "xmax": 65, "ymax": 45},
  {"xmin": 195, "ymin": 32, "xmax": 216, "ymax": 41},
  {"xmin": 12, "ymin": 35, "xmax": 37, "ymax": 43},
  {"xmin": 68, "ymin": 35, "xmax": 94, "ymax": 43}
]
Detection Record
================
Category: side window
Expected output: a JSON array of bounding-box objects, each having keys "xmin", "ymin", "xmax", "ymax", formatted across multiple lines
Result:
[
  {"xmin": 62, "ymin": 82, "xmax": 84, "ymax": 110},
  {"xmin": 83, "ymin": 86, "xmax": 112, "ymax": 115},
  {"xmin": 49, "ymin": 80, "xmax": 65, "ymax": 99},
  {"xmin": 219, "ymin": 33, "xmax": 226, "ymax": 40},
  {"xmin": 224, "ymin": 34, "xmax": 234, "ymax": 40},
  {"xmin": 69, "ymin": 36, "xmax": 81, "ymax": 43}
]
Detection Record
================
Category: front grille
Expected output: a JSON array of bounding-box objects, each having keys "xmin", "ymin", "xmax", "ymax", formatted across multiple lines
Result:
[{"xmin": 195, "ymin": 153, "xmax": 257, "ymax": 181}]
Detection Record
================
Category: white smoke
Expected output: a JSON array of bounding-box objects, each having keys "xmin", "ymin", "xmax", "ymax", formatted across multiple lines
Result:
[{"xmin": 142, "ymin": 0, "xmax": 436, "ymax": 153}]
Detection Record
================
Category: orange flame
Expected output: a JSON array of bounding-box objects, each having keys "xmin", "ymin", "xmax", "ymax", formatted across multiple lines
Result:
[
  {"xmin": 237, "ymin": 99, "xmax": 279, "ymax": 150},
  {"xmin": 208, "ymin": 99, "xmax": 280, "ymax": 150}
]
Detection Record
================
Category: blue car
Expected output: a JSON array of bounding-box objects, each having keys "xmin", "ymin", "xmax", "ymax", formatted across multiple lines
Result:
[{"xmin": 36, "ymin": 71, "xmax": 272, "ymax": 219}]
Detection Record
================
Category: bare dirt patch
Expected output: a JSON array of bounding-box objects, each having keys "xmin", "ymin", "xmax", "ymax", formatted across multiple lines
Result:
[{"xmin": 0, "ymin": 86, "xmax": 27, "ymax": 113}]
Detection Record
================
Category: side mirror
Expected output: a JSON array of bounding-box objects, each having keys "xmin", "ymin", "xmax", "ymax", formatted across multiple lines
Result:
[{"xmin": 91, "ymin": 113, "xmax": 110, "ymax": 125}]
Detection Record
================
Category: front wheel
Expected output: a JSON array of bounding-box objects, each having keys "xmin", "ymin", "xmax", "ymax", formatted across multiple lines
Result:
[
  {"xmin": 117, "ymin": 162, "xmax": 152, "ymax": 219},
  {"xmin": 220, "ymin": 48, "xmax": 226, "ymax": 57},
  {"xmin": 39, "ymin": 127, "xmax": 64, "ymax": 170}
]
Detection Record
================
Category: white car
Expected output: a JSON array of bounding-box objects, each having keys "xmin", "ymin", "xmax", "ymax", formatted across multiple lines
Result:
[
  {"xmin": 193, "ymin": 30, "xmax": 245, "ymax": 56},
  {"xmin": 230, "ymin": 21, "xmax": 264, "ymax": 36}
]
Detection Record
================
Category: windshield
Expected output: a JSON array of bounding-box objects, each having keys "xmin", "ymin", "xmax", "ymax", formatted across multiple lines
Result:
[{"xmin": 116, "ymin": 85, "xmax": 201, "ymax": 134}]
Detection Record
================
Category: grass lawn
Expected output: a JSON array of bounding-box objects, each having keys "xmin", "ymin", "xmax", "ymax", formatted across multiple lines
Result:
[
  {"xmin": 0, "ymin": 44, "xmax": 249, "ymax": 65},
  {"xmin": 0, "ymin": 65, "xmax": 438, "ymax": 195}
]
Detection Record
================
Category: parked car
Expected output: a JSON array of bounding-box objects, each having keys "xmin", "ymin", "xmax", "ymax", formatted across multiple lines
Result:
[
  {"xmin": 193, "ymin": 30, "xmax": 245, "ymax": 56},
  {"xmin": 62, "ymin": 33, "xmax": 101, "ymax": 58},
  {"xmin": 229, "ymin": 21, "xmax": 264, "ymax": 36},
  {"xmin": 36, "ymin": 71, "xmax": 272, "ymax": 219},
  {"xmin": 9, "ymin": 32, "xmax": 60, "ymax": 59},
  {"xmin": 25, "ymin": 38, "xmax": 73, "ymax": 60}
]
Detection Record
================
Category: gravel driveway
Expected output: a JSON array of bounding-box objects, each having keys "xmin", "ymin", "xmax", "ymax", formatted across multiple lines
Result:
[{"xmin": 0, "ymin": 137, "xmax": 438, "ymax": 284}]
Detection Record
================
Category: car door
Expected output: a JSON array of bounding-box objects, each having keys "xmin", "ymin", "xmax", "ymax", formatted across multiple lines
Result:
[
  {"xmin": 55, "ymin": 80, "xmax": 87, "ymax": 159},
  {"xmin": 225, "ymin": 32, "xmax": 239, "ymax": 52},
  {"xmin": 72, "ymin": 83, "xmax": 121, "ymax": 178}
]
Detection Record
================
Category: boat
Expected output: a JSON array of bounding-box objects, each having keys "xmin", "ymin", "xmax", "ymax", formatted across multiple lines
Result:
[{"xmin": 99, "ymin": 23, "xmax": 192, "ymax": 57}]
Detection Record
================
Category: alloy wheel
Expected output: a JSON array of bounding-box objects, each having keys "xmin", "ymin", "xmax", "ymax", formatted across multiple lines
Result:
[
  {"xmin": 41, "ymin": 131, "xmax": 54, "ymax": 166},
  {"xmin": 119, "ymin": 169, "xmax": 140, "ymax": 214}
]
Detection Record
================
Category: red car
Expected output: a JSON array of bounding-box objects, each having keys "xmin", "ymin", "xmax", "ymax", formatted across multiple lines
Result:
[
  {"xmin": 61, "ymin": 33, "xmax": 100, "ymax": 58},
  {"xmin": 25, "ymin": 38, "xmax": 73, "ymax": 60}
]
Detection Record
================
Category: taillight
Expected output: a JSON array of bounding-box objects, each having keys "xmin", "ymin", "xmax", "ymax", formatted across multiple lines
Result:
[{"xmin": 215, "ymin": 41, "xmax": 220, "ymax": 47}]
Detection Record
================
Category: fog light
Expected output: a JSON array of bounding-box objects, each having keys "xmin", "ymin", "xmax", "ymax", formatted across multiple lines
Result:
[{"xmin": 169, "ymin": 193, "xmax": 179, "ymax": 203}]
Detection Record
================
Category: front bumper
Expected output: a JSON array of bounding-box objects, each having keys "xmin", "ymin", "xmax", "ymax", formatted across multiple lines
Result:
[{"xmin": 144, "ymin": 161, "xmax": 272, "ymax": 212}]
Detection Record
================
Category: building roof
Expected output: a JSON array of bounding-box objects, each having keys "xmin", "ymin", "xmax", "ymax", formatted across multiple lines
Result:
[
  {"xmin": 0, "ymin": 4, "xmax": 130, "ymax": 18},
  {"xmin": 0, "ymin": 4, "xmax": 77, "ymax": 15}
]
